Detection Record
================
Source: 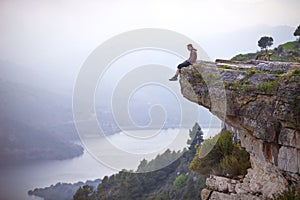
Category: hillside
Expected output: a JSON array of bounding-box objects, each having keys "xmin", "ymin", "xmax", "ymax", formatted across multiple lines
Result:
[
  {"xmin": 73, "ymin": 123, "xmax": 252, "ymax": 200},
  {"xmin": 0, "ymin": 79, "xmax": 84, "ymax": 165},
  {"xmin": 231, "ymin": 41, "xmax": 300, "ymax": 63},
  {"xmin": 73, "ymin": 123, "xmax": 207, "ymax": 200},
  {"xmin": 28, "ymin": 179, "xmax": 101, "ymax": 200}
]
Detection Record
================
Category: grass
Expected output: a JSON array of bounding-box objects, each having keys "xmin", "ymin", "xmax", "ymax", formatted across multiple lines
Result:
[
  {"xmin": 272, "ymin": 70, "xmax": 286, "ymax": 75},
  {"xmin": 245, "ymin": 68, "xmax": 257, "ymax": 77},
  {"xmin": 279, "ymin": 41, "xmax": 300, "ymax": 53},
  {"xmin": 219, "ymin": 65, "xmax": 286, "ymax": 76},
  {"xmin": 189, "ymin": 60, "xmax": 297, "ymax": 93},
  {"xmin": 225, "ymin": 82, "xmax": 256, "ymax": 93},
  {"xmin": 231, "ymin": 41, "xmax": 300, "ymax": 63},
  {"xmin": 221, "ymin": 65, "xmax": 233, "ymax": 70},
  {"xmin": 193, "ymin": 71, "xmax": 202, "ymax": 78},
  {"xmin": 231, "ymin": 53, "xmax": 257, "ymax": 62},
  {"xmin": 257, "ymin": 80, "xmax": 279, "ymax": 93},
  {"xmin": 283, "ymin": 69, "xmax": 300, "ymax": 83},
  {"xmin": 290, "ymin": 69, "xmax": 300, "ymax": 76}
]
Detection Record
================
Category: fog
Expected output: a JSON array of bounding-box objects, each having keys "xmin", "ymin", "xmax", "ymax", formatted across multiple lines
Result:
[{"xmin": 0, "ymin": 0, "xmax": 298, "ymax": 95}]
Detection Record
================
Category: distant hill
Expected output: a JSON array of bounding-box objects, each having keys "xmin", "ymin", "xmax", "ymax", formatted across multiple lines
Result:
[
  {"xmin": 231, "ymin": 41, "xmax": 300, "ymax": 62},
  {"xmin": 28, "ymin": 179, "xmax": 101, "ymax": 200},
  {"xmin": 201, "ymin": 25, "xmax": 296, "ymax": 60},
  {"xmin": 0, "ymin": 76, "xmax": 84, "ymax": 164},
  {"xmin": 0, "ymin": 116, "xmax": 83, "ymax": 165}
]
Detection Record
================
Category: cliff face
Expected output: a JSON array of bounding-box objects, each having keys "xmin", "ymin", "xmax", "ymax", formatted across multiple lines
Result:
[{"xmin": 180, "ymin": 59, "xmax": 300, "ymax": 199}]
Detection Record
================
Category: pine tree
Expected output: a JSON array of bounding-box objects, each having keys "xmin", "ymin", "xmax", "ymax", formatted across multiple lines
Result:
[
  {"xmin": 73, "ymin": 185, "xmax": 95, "ymax": 200},
  {"xmin": 187, "ymin": 123, "xmax": 204, "ymax": 154}
]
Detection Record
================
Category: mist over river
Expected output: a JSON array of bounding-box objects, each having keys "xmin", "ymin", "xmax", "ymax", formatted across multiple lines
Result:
[{"xmin": 0, "ymin": 128, "xmax": 220, "ymax": 200}]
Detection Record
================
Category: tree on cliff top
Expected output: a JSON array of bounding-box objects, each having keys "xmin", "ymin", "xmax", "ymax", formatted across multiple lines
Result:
[
  {"xmin": 294, "ymin": 25, "xmax": 300, "ymax": 41},
  {"xmin": 258, "ymin": 36, "xmax": 274, "ymax": 52}
]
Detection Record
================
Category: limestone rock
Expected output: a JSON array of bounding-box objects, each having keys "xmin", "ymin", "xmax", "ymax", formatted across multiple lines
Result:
[
  {"xmin": 278, "ymin": 128, "xmax": 300, "ymax": 149},
  {"xmin": 179, "ymin": 59, "xmax": 300, "ymax": 199},
  {"xmin": 206, "ymin": 175, "xmax": 237, "ymax": 193},
  {"xmin": 209, "ymin": 191, "xmax": 261, "ymax": 200},
  {"xmin": 201, "ymin": 189, "xmax": 212, "ymax": 200},
  {"xmin": 278, "ymin": 146, "xmax": 299, "ymax": 173}
]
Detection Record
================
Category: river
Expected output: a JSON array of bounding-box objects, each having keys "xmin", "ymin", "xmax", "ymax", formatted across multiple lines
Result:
[{"xmin": 0, "ymin": 128, "xmax": 220, "ymax": 200}]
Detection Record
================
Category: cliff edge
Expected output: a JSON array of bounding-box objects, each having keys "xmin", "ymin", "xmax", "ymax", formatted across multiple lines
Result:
[{"xmin": 180, "ymin": 59, "xmax": 300, "ymax": 199}]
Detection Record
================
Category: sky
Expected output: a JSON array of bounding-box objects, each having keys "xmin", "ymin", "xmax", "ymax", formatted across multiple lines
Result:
[{"xmin": 0, "ymin": 0, "xmax": 299, "ymax": 70}]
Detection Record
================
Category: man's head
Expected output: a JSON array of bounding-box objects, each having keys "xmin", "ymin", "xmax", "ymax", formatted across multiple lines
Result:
[{"xmin": 187, "ymin": 44, "xmax": 196, "ymax": 51}]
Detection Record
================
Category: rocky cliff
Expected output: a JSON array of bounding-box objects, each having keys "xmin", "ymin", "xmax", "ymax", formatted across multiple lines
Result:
[{"xmin": 180, "ymin": 59, "xmax": 300, "ymax": 199}]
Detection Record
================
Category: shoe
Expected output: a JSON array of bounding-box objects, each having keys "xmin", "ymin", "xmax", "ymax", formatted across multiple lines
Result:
[{"xmin": 169, "ymin": 75, "xmax": 178, "ymax": 81}]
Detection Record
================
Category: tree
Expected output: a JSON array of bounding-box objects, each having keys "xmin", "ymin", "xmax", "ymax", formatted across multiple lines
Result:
[
  {"xmin": 73, "ymin": 185, "xmax": 96, "ymax": 200},
  {"xmin": 294, "ymin": 25, "xmax": 300, "ymax": 41},
  {"xmin": 173, "ymin": 174, "xmax": 186, "ymax": 189},
  {"xmin": 187, "ymin": 123, "xmax": 204, "ymax": 154},
  {"xmin": 258, "ymin": 36, "xmax": 274, "ymax": 51}
]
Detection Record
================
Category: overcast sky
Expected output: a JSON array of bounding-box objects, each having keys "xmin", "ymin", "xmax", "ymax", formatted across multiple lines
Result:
[{"xmin": 0, "ymin": 0, "xmax": 299, "ymax": 69}]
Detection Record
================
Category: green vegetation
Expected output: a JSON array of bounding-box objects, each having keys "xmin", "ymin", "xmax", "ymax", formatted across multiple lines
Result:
[
  {"xmin": 173, "ymin": 174, "xmax": 186, "ymax": 189},
  {"xmin": 272, "ymin": 70, "xmax": 286, "ymax": 75},
  {"xmin": 74, "ymin": 123, "xmax": 207, "ymax": 200},
  {"xmin": 222, "ymin": 67, "xmax": 288, "ymax": 94},
  {"xmin": 244, "ymin": 68, "xmax": 285, "ymax": 76},
  {"xmin": 136, "ymin": 149, "xmax": 182, "ymax": 173},
  {"xmin": 294, "ymin": 25, "xmax": 300, "ymax": 41},
  {"xmin": 231, "ymin": 41, "xmax": 300, "ymax": 63},
  {"xmin": 73, "ymin": 185, "xmax": 96, "ymax": 200},
  {"xmin": 28, "ymin": 179, "xmax": 101, "ymax": 200},
  {"xmin": 72, "ymin": 122, "xmax": 253, "ymax": 199},
  {"xmin": 231, "ymin": 53, "xmax": 257, "ymax": 62},
  {"xmin": 283, "ymin": 69, "xmax": 300, "ymax": 83},
  {"xmin": 221, "ymin": 65, "xmax": 233, "ymax": 70},
  {"xmin": 279, "ymin": 41, "xmax": 300, "ymax": 52},
  {"xmin": 257, "ymin": 80, "xmax": 279, "ymax": 93},
  {"xmin": 272, "ymin": 186, "xmax": 300, "ymax": 200},
  {"xmin": 245, "ymin": 68, "xmax": 257, "ymax": 77},
  {"xmin": 290, "ymin": 69, "xmax": 300, "ymax": 76},
  {"xmin": 190, "ymin": 130, "xmax": 250, "ymax": 179},
  {"xmin": 225, "ymin": 82, "xmax": 255, "ymax": 93},
  {"xmin": 258, "ymin": 36, "xmax": 274, "ymax": 52},
  {"xmin": 224, "ymin": 69, "xmax": 257, "ymax": 93},
  {"xmin": 203, "ymin": 72, "xmax": 221, "ymax": 86},
  {"xmin": 193, "ymin": 71, "xmax": 202, "ymax": 79}
]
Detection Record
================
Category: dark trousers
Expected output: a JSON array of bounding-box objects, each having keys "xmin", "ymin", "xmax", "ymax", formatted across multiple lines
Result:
[{"xmin": 177, "ymin": 61, "xmax": 191, "ymax": 69}]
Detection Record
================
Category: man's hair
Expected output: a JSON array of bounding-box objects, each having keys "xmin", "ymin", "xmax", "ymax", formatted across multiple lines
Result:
[{"xmin": 187, "ymin": 44, "xmax": 197, "ymax": 51}]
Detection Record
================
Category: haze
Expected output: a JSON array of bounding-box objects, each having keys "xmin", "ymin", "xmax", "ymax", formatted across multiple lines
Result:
[{"xmin": 0, "ymin": 0, "xmax": 299, "ymax": 69}]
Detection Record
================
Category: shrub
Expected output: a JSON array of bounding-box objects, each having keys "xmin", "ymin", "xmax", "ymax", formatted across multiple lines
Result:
[
  {"xmin": 291, "ymin": 69, "xmax": 300, "ymax": 76},
  {"xmin": 173, "ymin": 174, "xmax": 186, "ymax": 189},
  {"xmin": 245, "ymin": 68, "xmax": 257, "ymax": 77},
  {"xmin": 190, "ymin": 130, "xmax": 251, "ymax": 178},
  {"xmin": 258, "ymin": 80, "xmax": 279, "ymax": 93},
  {"xmin": 221, "ymin": 65, "xmax": 233, "ymax": 70}
]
